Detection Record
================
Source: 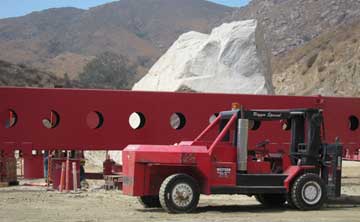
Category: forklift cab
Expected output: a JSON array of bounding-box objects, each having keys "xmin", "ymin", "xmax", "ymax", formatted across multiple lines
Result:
[
  {"xmin": 289, "ymin": 109, "xmax": 323, "ymax": 166},
  {"xmin": 217, "ymin": 107, "xmax": 342, "ymax": 198},
  {"xmin": 218, "ymin": 109, "xmax": 324, "ymax": 169}
]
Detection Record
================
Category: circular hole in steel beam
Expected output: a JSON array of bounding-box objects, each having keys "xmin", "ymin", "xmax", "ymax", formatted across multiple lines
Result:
[
  {"xmin": 86, "ymin": 111, "xmax": 104, "ymax": 129},
  {"xmin": 5, "ymin": 109, "xmax": 17, "ymax": 128},
  {"xmin": 129, "ymin": 112, "xmax": 146, "ymax": 130},
  {"xmin": 170, "ymin": 112, "xmax": 186, "ymax": 130},
  {"xmin": 349, "ymin": 115, "xmax": 359, "ymax": 131},
  {"xmin": 42, "ymin": 110, "xmax": 60, "ymax": 129}
]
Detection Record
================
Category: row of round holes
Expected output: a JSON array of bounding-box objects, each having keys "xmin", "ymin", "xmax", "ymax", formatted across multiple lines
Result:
[
  {"xmin": 4, "ymin": 110, "xmax": 187, "ymax": 130},
  {"xmin": 4, "ymin": 109, "xmax": 360, "ymax": 132}
]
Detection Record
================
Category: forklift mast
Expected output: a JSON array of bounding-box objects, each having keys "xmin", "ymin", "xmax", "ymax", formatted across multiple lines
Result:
[{"xmin": 290, "ymin": 109, "xmax": 323, "ymax": 166}]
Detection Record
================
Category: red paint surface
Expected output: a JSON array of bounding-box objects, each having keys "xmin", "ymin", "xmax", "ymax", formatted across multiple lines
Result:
[
  {"xmin": 23, "ymin": 153, "xmax": 44, "ymax": 179},
  {"xmin": 0, "ymin": 87, "xmax": 359, "ymax": 160}
]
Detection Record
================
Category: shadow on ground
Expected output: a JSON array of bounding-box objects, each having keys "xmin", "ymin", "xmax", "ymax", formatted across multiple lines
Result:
[
  {"xmin": 137, "ymin": 204, "xmax": 287, "ymax": 214},
  {"xmin": 328, "ymin": 195, "xmax": 360, "ymax": 206},
  {"xmin": 195, "ymin": 204, "xmax": 286, "ymax": 213},
  {"xmin": 137, "ymin": 195, "xmax": 360, "ymax": 214}
]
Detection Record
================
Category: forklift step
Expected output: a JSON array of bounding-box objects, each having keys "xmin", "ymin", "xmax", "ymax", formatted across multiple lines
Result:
[
  {"xmin": 211, "ymin": 186, "xmax": 287, "ymax": 194},
  {"xmin": 236, "ymin": 174, "xmax": 287, "ymax": 187}
]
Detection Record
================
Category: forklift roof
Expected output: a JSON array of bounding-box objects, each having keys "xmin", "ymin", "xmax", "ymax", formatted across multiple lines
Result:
[{"xmin": 220, "ymin": 108, "xmax": 322, "ymax": 121}]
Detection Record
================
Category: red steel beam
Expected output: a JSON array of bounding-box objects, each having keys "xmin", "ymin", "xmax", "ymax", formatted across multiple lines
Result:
[{"xmin": 0, "ymin": 87, "xmax": 359, "ymax": 160}]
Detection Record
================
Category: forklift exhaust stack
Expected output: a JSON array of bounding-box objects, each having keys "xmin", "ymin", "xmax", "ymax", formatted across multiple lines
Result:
[{"xmin": 237, "ymin": 119, "xmax": 249, "ymax": 172}]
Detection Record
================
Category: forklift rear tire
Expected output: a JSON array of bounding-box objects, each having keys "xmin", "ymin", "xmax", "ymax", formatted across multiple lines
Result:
[
  {"xmin": 159, "ymin": 174, "xmax": 200, "ymax": 213},
  {"xmin": 255, "ymin": 194, "xmax": 286, "ymax": 207},
  {"xmin": 137, "ymin": 196, "xmax": 161, "ymax": 208},
  {"xmin": 291, "ymin": 173, "xmax": 327, "ymax": 210}
]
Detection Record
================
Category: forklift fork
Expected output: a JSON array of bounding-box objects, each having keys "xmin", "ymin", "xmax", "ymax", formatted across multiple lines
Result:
[{"xmin": 321, "ymin": 143, "xmax": 343, "ymax": 198}]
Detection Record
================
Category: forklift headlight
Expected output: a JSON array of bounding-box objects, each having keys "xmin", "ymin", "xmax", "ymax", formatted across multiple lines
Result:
[{"xmin": 232, "ymin": 102, "xmax": 240, "ymax": 110}]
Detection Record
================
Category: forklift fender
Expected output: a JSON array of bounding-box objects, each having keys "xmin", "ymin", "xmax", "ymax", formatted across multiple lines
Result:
[{"xmin": 284, "ymin": 166, "xmax": 316, "ymax": 192}]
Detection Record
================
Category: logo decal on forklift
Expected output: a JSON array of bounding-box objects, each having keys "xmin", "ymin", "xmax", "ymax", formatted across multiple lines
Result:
[
  {"xmin": 216, "ymin": 167, "xmax": 231, "ymax": 178},
  {"xmin": 181, "ymin": 153, "xmax": 196, "ymax": 164},
  {"xmin": 253, "ymin": 112, "xmax": 282, "ymax": 118}
]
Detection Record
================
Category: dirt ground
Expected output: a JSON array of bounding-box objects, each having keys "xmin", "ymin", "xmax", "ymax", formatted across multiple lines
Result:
[{"xmin": 1, "ymin": 162, "xmax": 360, "ymax": 222}]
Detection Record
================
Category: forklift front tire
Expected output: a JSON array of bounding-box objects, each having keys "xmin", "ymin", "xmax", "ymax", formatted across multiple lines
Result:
[
  {"xmin": 159, "ymin": 174, "xmax": 200, "ymax": 213},
  {"xmin": 291, "ymin": 173, "xmax": 327, "ymax": 210},
  {"xmin": 137, "ymin": 196, "xmax": 161, "ymax": 208}
]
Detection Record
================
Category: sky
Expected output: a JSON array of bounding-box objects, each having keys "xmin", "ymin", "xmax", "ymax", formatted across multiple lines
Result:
[{"xmin": 0, "ymin": 0, "xmax": 250, "ymax": 19}]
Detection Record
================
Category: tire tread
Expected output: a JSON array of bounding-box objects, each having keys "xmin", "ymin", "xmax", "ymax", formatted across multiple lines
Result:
[
  {"xmin": 159, "ymin": 174, "xmax": 199, "ymax": 213},
  {"xmin": 291, "ymin": 173, "xmax": 326, "ymax": 210}
]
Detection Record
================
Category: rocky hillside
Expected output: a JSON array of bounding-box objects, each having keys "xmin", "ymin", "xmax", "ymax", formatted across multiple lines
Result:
[
  {"xmin": 224, "ymin": 0, "xmax": 360, "ymax": 55},
  {"xmin": 78, "ymin": 52, "xmax": 141, "ymax": 89},
  {"xmin": 0, "ymin": 0, "xmax": 232, "ymax": 80},
  {"xmin": 0, "ymin": 60, "xmax": 81, "ymax": 88},
  {"xmin": 273, "ymin": 21, "xmax": 360, "ymax": 97}
]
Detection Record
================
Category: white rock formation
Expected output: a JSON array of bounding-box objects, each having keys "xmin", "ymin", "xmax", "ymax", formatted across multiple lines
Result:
[{"xmin": 133, "ymin": 20, "xmax": 274, "ymax": 94}]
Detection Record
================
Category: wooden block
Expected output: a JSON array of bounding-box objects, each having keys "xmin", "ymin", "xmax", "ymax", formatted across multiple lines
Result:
[
  {"xmin": 5, "ymin": 158, "xmax": 17, "ymax": 181},
  {"xmin": 0, "ymin": 182, "xmax": 9, "ymax": 187}
]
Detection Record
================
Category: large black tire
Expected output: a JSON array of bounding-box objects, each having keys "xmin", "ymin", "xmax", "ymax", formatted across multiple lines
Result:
[
  {"xmin": 255, "ymin": 194, "xmax": 286, "ymax": 207},
  {"xmin": 291, "ymin": 173, "xmax": 327, "ymax": 210},
  {"xmin": 159, "ymin": 174, "xmax": 200, "ymax": 213},
  {"xmin": 137, "ymin": 196, "xmax": 161, "ymax": 208}
]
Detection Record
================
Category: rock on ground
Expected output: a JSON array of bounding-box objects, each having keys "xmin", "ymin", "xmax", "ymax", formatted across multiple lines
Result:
[{"xmin": 133, "ymin": 20, "xmax": 274, "ymax": 94}]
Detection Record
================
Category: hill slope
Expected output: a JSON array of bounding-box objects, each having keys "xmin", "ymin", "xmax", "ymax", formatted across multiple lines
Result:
[
  {"xmin": 0, "ymin": 0, "xmax": 232, "ymax": 80},
  {"xmin": 0, "ymin": 60, "xmax": 80, "ymax": 88},
  {"xmin": 224, "ymin": 0, "xmax": 360, "ymax": 55},
  {"xmin": 273, "ymin": 21, "xmax": 360, "ymax": 96}
]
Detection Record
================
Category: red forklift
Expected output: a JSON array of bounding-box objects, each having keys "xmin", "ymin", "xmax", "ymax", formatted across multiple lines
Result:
[{"xmin": 122, "ymin": 104, "xmax": 342, "ymax": 213}]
